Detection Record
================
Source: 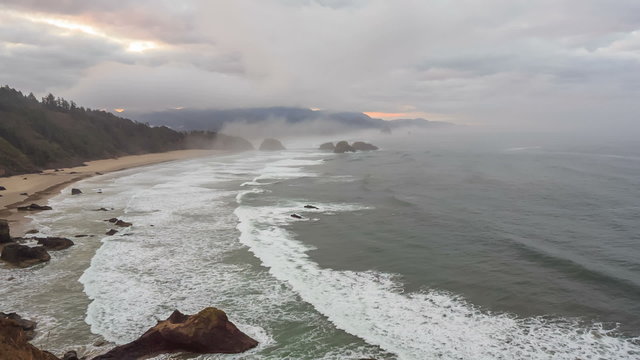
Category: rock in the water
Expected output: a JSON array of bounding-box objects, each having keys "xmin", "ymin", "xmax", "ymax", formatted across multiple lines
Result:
[
  {"xmin": 71, "ymin": 188, "xmax": 82, "ymax": 195},
  {"xmin": 0, "ymin": 219, "xmax": 11, "ymax": 243},
  {"xmin": 115, "ymin": 220, "xmax": 132, "ymax": 227},
  {"xmin": 259, "ymin": 138, "xmax": 286, "ymax": 151},
  {"xmin": 0, "ymin": 186, "xmax": 5, "ymax": 190},
  {"xmin": 105, "ymin": 229, "xmax": 118, "ymax": 236},
  {"xmin": 290, "ymin": 213, "xmax": 303, "ymax": 219},
  {"xmin": 319, "ymin": 142, "xmax": 335, "ymax": 151},
  {"xmin": 352, "ymin": 141, "xmax": 379, "ymax": 151},
  {"xmin": 62, "ymin": 350, "xmax": 79, "ymax": 360},
  {"xmin": 36, "ymin": 237, "xmax": 74, "ymax": 251},
  {"xmin": 0, "ymin": 318, "xmax": 59, "ymax": 360},
  {"xmin": 95, "ymin": 208, "xmax": 111, "ymax": 211},
  {"xmin": 334, "ymin": 141, "xmax": 355, "ymax": 153},
  {"xmin": 17, "ymin": 204, "xmax": 52, "ymax": 211},
  {"xmin": 20, "ymin": 192, "xmax": 28, "ymax": 196},
  {"xmin": 304, "ymin": 205, "xmax": 319, "ymax": 209},
  {"xmin": 74, "ymin": 234, "xmax": 89, "ymax": 238},
  {"xmin": 25, "ymin": 229, "xmax": 39, "ymax": 234},
  {"xmin": 1, "ymin": 244, "xmax": 50, "ymax": 267},
  {"xmin": 93, "ymin": 307, "xmax": 258, "ymax": 359},
  {"xmin": 0, "ymin": 313, "xmax": 37, "ymax": 340}
]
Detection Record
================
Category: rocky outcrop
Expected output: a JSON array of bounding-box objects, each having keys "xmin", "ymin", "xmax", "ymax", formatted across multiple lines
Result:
[
  {"xmin": 71, "ymin": 188, "xmax": 82, "ymax": 195},
  {"xmin": 1, "ymin": 244, "xmax": 50, "ymax": 267},
  {"xmin": 115, "ymin": 220, "xmax": 132, "ymax": 227},
  {"xmin": 0, "ymin": 317, "xmax": 59, "ymax": 360},
  {"xmin": 319, "ymin": 142, "xmax": 335, "ymax": 151},
  {"xmin": 0, "ymin": 219, "xmax": 11, "ymax": 244},
  {"xmin": 352, "ymin": 141, "xmax": 379, "ymax": 151},
  {"xmin": 0, "ymin": 313, "xmax": 37, "ymax": 340},
  {"xmin": 334, "ymin": 141, "xmax": 355, "ymax": 153},
  {"xmin": 36, "ymin": 237, "xmax": 74, "ymax": 251},
  {"xmin": 105, "ymin": 229, "xmax": 118, "ymax": 236},
  {"xmin": 93, "ymin": 307, "xmax": 258, "ymax": 359},
  {"xmin": 17, "ymin": 204, "xmax": 53, "ymax": 211},
  {"xmin": 290, "ymin": 214, "xmax": 303, "ymax": 219},
  {"xmin": 259, "ymin": 138, "xmax": 286, "ymax": 151},
  {"xmin": 304, "ymin": 205, "xmax": 319, "ymax": 209}
]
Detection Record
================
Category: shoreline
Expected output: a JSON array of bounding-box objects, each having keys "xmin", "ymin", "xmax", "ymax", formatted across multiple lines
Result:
[{"xmin": 0, "ymin": 149, "xmax": 224, "ymax": 236}]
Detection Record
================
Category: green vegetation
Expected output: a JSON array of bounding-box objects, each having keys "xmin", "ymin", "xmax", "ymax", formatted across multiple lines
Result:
[{"xmin": 0, "ymin": 86, "xmax": 253, "ymax": 176}]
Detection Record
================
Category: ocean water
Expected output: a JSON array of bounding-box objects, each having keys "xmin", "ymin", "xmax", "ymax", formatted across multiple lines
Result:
[{"xmin": 1, "ymin": 132, "xmax": 640, "ymax": 359}]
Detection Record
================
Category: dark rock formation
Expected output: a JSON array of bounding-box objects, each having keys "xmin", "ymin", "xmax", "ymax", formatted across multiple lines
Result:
[
  {"xmin": 25, "ymin": 229, "xmax": 39, "ymax": 234},
  {"xmin": 1, "ymin": 244, "xmax": 50, "ymax": 267},
  {"xmin": 319, "ymin": 142, "xmax": 335, "ymax": 151},
  {"xmin": 74, "ymin": 235, "xmax": 89, "ymax": 238},
  {"xmin": 95, "ymin": 208, "xmax": 111, "ymax": 211},
  {"xmin": 352, "ymin": 142, "xmax": 379, "ymax": 151},
  {"xmin": 334, "ymin": 141, "xmax": 356, "ymax": 153},
  {"xmin": 106, "ymin": 218, "xmax": 118, "ymax": 223},
  {"xmin": 36, "ymin": 237, "xmax": 74, "ymax": 251},
  {"xmin": 93, "ymin": 307, "xmax": 258, "ymax": 359},
  {"xmin": 0, "ymin": 317, "xmax": 59, "ymax": 360},
  {"xmin": 0, "ymin": 312, "xmax": 37, "ymax": 340},
  {"xmin": 0, "ymin": 186, "xmax": 5, "ymax": 190},
  {"xmin": 20, "ymin": 192, "xmax": 28, "ymax": 196},
  {"xmin": 105, "ymin": 229, "xmax": 118, "ymax": 236},
  {"xmin": 290, "ymin": 214, "xmax": 303, "ymax": 219},
  {"xmin": 115, "ymin": 220, "xmax": 132, "ymax": 227},
  {"xmin": 0, "ymin": 219, "xmax": 11, "ymax": 243},
  {"xmin": 304, "ymin": 205, "xmax": 319, "ymax": 209},
  {"xmin": 71, "ymin": 188, "xmax": 82, "ymax": 195},
  {"xmin": 259, "ymin": 138, "xmax": 286, "ymax": 151},
  {"xmin": 17, "ymin": 204, "xmax": 53, "ymax": 211}
]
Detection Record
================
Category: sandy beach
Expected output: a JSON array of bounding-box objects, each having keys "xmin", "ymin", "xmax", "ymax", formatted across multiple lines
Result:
[{"xmin": 0, "ymin": 149, "xmax": 222, "ymax": 236}]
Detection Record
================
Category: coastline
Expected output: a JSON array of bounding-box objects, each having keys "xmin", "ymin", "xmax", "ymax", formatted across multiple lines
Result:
[{"xmin": 0, "ymin": 149, "xmax": 224, "ymax": 236}]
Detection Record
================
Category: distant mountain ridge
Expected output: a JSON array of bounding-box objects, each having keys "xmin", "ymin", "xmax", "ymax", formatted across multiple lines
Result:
[
  {"xmin": 0, "ymin": 86, "xmax": 252, "ymax": 176},
  {"xmin": 133, "ymin": 107, "xmax": 453, "ymax": 134}
]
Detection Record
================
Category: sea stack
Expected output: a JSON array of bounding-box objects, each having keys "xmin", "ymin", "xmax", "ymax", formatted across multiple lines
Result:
[
  {"xmin": 319, "ymin": 142, "xmax": 335, "ymax": 151},
  {"xmin": 333, "ymin": 141, "xmax": 355, "ymax": 153},
  {"xmin": 352, "ymin": 142, "xmax": 379, "ymax": 151},
  {"xmin": 259, "ymin": 138, "xmax": 286, "ymax": 151}
]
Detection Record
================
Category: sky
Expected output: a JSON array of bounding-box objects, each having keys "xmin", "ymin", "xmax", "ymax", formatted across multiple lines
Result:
[{"xmin": 1, "ymin": 0, "xmax": 639, "ymax": 129}]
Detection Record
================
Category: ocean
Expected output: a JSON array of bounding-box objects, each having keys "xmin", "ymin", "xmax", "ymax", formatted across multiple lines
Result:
[{"xmin": 1, "ymin": 131, "xmax": 640, "ymax": 359}]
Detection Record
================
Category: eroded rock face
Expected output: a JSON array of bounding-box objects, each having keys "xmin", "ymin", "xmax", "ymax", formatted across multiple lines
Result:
[
  {"xmin": 36, "ymin": 237, "xmax": 74, "ymax": 251},
  {"xmin": 259, "ymin": 138, "xmax": 286, "ymax": 151},
  {"xmin": 1, "ymin": 244, "xmax": 50, "ymax": 267},
  {"xmin": 319, "ymin": 142, "xmax": 335, "ymax": 151},
  {"xmin": 0, "ymin": 313, "xmax": 37, "ymax": 340},
  {"xmin": 93, "ymin": 307, "xmax": 258, "ymax": 359},
  {"xmin": 0, "ymin": 219, "xmax": 11, "ymax": 243},
  {"xmin": 351, "ymin": 141, "xmax": 379, "ymax": 151},
  {"xmin": 0, "ymin": 318, "xmax": 59, "ymax": 360},
  {"xmin": 334, "ymin": 141, "xmax": 355, "ymax": 153}
]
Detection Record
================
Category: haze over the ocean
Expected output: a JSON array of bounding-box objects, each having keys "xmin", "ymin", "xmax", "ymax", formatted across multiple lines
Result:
[{"xmin": 1, "ymin": 0, "xmax": 639, "ymax": 130}]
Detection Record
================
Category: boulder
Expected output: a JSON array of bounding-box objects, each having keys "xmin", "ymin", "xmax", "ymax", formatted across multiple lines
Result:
[
  {"xmin": 334, "ymin": 141, "xmax": 355, "ymax": 153},
  {"xmin": 0, "ymin": 219, "xmax": 11, "ymax": 243},
  {"xmin": 62, "ymin": 350, "xmax": 79, "ymax": 360},
  {"xmin": 0, "ymin": 318, "xmax": 59, "ymax": 360},
  {"xmin": 290, "ymin": 214, "xmax": 303, "ymax": 219},
  {"xmin": 259, "ymin": 138, "xmax": 286, "ymax": 151},
  {"xmin": 71, "ymin": 188, "xmax": 82, "ymax": 195},
  {"xmin": 1, "ymin": 244, "xmax": 51, "ymax": 267},
  {"xmin": 106, "ymin": 218, "xmax": 118, "ymax": 223},
  {"xmin": 36, "ymin": 237, "xmax": 74, "ymax": 251},
  {"xmin": 25, "ymin": 229, "xmax": 39, "ymax": 234},
  {"xmin": 319, "ymin": 142, "xmax": 335, "ymax": 151},
  {"xmin": 0, "ymin": 312, "xmax": 37, "ymax": 340},
  {"xmin": 105, "ymin": 229, "xmax": 118, "ymax": 236},
  {"xmin": 93, "ymin": 307, "xmax": 258, "ymax": 359},
  {"xmin": 304, "ymin": 205, "xmax": 319, "ymax": 209},
  {"xmin": 0, "ymin": 186, "xmax": 5, "ymax": 190},
  {"xmin": 352, "ymin": 141, "xmax": 379, "ymax": 151},
  {"xmin": 115, "ymin": 220, "xmax": 132, "ymax": 227}
]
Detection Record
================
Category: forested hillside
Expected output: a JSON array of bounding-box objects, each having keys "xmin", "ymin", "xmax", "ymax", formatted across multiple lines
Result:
[{"xmin": 0, "ymin": 86, "xmax": 253, "ymax": 176}]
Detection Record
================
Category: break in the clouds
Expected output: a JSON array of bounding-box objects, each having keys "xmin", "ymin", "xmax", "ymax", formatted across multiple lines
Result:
[{"xmin": 1, "ymin": 0, "xmax": 639, "ymax": 129}]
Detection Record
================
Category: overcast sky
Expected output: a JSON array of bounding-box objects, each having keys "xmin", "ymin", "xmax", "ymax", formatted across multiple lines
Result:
[{"xmin": 1, "ymin": 0, "xmax": 639, "ymax": 129}]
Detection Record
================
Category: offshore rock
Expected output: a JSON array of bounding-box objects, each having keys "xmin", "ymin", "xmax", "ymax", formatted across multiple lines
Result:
[
  {"xmin": 115, "ymin": 220, "xmax": 132, "ymax": 227},
  {"xmin": 0, "ymin": 318, "xmax": 59, "ymax": 360},
  {"xmin": 334, "ymin": 141, "xmax": 355, "ymax": 153},
  {"xmin": 319, "ymin": 142, "xmax": 335, "ymax": 151},
  {"xmin": 259, "ymin": 138, "xmax": 286, "ymax": 151},
  {"xmin": 1, "ymin": 244, "xmax": 50, "ymax": 267},
  {"xmin": 352, "ymin": 141, "xmax": 379, "ymax": 151},
  {"xmin": 71, "ymin": 188, "xmax": 82, "ymax": 195},
  {"xmin": 36, "ymin": 237, "xmax": 74, "ymax": 251},
  {"xmin": 0, "ymin": 219, "xmax": 11, "ymax": 243},
  {"xmin": 105, "ymin": 229, "xmax": 117, "ymax": 236},
  {"xmin": 17, "ymin": 204, "xmax": 53, "ymax": 211},
  {"xmin": 93, "ymin": 307, "xmax": 258, "ymax": 359}
]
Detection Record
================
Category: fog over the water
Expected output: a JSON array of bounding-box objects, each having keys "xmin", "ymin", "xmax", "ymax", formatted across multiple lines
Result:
[{"xmin": 1, "ymin": 0, "xmax": 639, "ymax": 131}]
